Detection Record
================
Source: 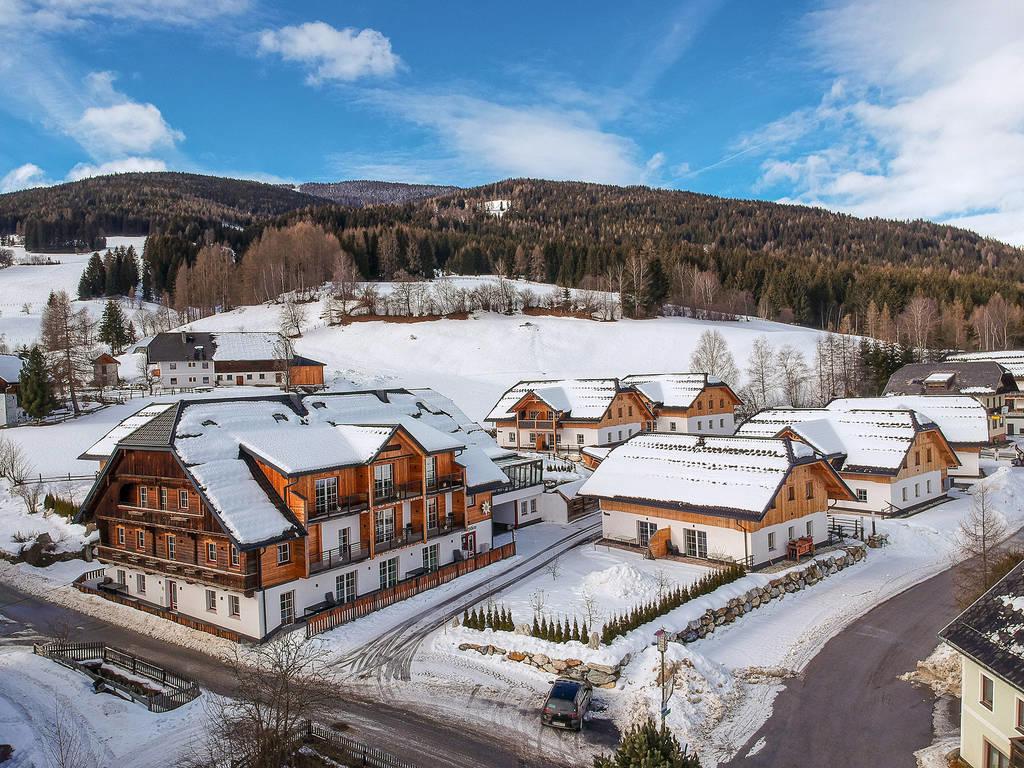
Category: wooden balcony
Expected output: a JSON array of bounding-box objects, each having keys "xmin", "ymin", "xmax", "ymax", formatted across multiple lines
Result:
[
  {"xmin": 1011, "ymin": 737, "xmax": 1024, "ymax": 768},
  {"xmin": 308, "ymin": 542, "xmax": 371, "ymax": 574},
  {"xmin": 372, "ymin": 481, "xmax": 422, "ymax": 506},
  {"xmin": 307, "ymin": 493, "xmax": 369, "ymax": 523},
  {"xmin": 97, "ymin": 545, "xmax": 258, "ymax": 591},
  {"xmin": 105, "ymin": 505, "xmax": 205, "ymax": 530},
  {"xmin": 426, "ymin": 518, "xmax": 461, "ymax": 540},
  {"xmin": 516, "ymin": 419, "xmax": 555, "ymax": 430},
  {"xmin": 425, "ymin": 473, "xmax": 464, "ymax": 494}
]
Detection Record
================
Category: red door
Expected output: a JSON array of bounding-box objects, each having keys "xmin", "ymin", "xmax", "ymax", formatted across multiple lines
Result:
[
  {"xmin": 462, "ymin": 531, "xmax": 476, "ymax": 555},
  {"xmin": 235, "ymin": 375, "xmax": 244, "ymax": 386},
  {"xmin": 167, "ymin": 580, "xmax": 178, "ymax": 611}
]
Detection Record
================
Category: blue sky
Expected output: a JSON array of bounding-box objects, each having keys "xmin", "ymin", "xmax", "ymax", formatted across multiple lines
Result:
[{"xmin": 2, "ymin": 0, "xmax": 1023, "ymax": 244}]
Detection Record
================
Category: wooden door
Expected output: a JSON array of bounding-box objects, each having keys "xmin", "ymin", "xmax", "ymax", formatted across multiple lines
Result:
[
  {"xmin": 235, "ymin": 375, "xmax": 244, "ymax": 385},
  {"xmin": 167, "ymin": 580, "xmax": 178, "ymax": 611}
]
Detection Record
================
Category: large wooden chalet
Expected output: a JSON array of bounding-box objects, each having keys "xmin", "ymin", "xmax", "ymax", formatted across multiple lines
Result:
[
  {"xmin": 486, "ymin": 373, "xmax": 741, "ymax": 456},
  {"xmin": 78, "ymin": 389, "xmax": 523, "ymax": 640}
]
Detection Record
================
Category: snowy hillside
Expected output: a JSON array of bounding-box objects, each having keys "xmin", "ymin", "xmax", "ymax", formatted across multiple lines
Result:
[
  {"xmin": 186, "ymin": 294, "xmax": 835, "ymax": 422},
  {"xmin": 0, "ymin": 236, "xmax": 147, "ymax": 348}
]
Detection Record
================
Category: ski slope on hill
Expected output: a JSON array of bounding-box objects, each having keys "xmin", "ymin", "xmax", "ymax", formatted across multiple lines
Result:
[{"xmin": 186, "ymin": 300, "xmax": 834, "ymax": 421}]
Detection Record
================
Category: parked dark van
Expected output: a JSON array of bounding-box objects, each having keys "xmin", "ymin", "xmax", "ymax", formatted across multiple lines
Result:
[{"xmin": 541, "ymin": 678, "xmax": 593, "ymax": 731}]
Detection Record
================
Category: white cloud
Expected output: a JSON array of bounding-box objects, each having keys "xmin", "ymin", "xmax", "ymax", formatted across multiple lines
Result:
[
  {"xmin": 368, "ymin": 92, "xmax": 650, "ymax": 186},
  {"xmin": 748, "ymin": 0, "xmax": 1024, "ymax": 245},
  {"xmin": 258, "ymin": 21, "xmax": 401, "ymax": 84},
  {"xmin": 0, "ymin": 163, "xmax": 51, "ymax": 192},
  {"xmin": 71, "ymin": 101, "xmax": 184, "ymax": 156},
  {"xmin": 65, "ymin": 157, "xmax": 167, "ymax": 181},
  {"xmin": 0, "ymin": 0, "xmax": 247, "ymax": 30}
]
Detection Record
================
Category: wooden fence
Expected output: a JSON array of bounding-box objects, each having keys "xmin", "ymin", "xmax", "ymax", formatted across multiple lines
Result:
[
  {"xmin": 33, "ymin": 641, "xmax": 201, "ymax": 712},
  {"xmin": 306, "ymin": 541, "xmax": 517, "ymax": 638},
  {"xmin": 303, "ymin": 720, "xmax": 419, "ymax": 768}
]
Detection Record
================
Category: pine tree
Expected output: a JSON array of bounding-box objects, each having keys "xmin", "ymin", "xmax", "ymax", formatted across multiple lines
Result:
[
  {"xmin": 571, "ymin": 617, "xmax": 580, "ymax": 642},
  {"xmin": 18, "ymin": 346, "xmax": 55, "ymax": 419},
  {"xmin": 532, "ymin": 616, "xmax": 541, "ymax": 637},
  {"xmin": 593, "ymin": 718, "xmax": 701, "ymax": 767},
  {"xmin": 580, "ymin": 621, "xmax": 589, "ymax": 645},
  {"xmin": 97, "ymin": 301, "xmax": 130, "ymax": 355},
  {"xmin": 77, "ymin": 252, "xmax": 105, "ymax": 299}
]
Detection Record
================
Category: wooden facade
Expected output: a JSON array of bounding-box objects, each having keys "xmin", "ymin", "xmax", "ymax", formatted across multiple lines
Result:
[
  {"xmin": 85, "ymin": 425, "xmax": 476, "ymax": 599},
  {"xmin": 646, "ymin": 384, "xmax": 741, "ymax": 422}
]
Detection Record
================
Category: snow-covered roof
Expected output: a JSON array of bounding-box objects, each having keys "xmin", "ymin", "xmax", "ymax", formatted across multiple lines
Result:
[
  {"xmin": 80, "ymin": 402, "xmax": 177, "ymax": 460},
  {"xmin": 581, "ymin": 446, "xmax": 612, "ymax": 461},
  {"xmin": 579, "ymin": 433, "xmax": 820, "ymax": 519},
  {"xmin": 946, "ymin": 350, "xmax": 1024, "ymax": 379},
  {"xmin": 487, "ymin": 378, "xmax": 621, "ymax": 421},
  {"xmin": 621, "ymin": 373, "xmax": 723, "ymax": 409},
  {"xmin": 239, "ymin": 424, "xmax": 395, "ymax": 475},
  {"xmin": 838, "ymin": 395, "xmax": 989, "ymax": 446},
  {"xmin": 210, "ymin": 332, "xmax": 282, "ymax": 361},
  {"xmin": 739, "ymin": 400, "xmax": 960, "ymax": 473},
  {"xmin": 88, "ymin": 387, "xmax": 539, "ymax": 545},
  {"xmin": 0, "ymin": 354, "xmax": 23, "ymax": 384}
]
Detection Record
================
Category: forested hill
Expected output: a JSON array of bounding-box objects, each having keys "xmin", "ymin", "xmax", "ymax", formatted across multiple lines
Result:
[
  {"xmin": 0, "ymin": 172, "xmax": 322, "ymax": 251},
  {"xmin": 298, "ymin": 180, "xmax": 458, "ymax": 207}
]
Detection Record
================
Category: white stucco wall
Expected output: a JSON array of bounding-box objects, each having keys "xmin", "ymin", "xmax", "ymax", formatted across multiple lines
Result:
[
  {"xmin": 835, "ymin": 470, "xmax": 944, "ymax": 514},
  {"xmin": 958, "ymin": 655, "xmax": 1023, "ymax": 768},
  {"xmin": 951, "ymin": 448, "xmax": 982, "ymax": 479}
]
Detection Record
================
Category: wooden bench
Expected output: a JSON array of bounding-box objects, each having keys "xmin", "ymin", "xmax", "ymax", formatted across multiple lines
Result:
[{"xmin": 787, "ymin": 536, "xmax": 815, "ymax": 562}]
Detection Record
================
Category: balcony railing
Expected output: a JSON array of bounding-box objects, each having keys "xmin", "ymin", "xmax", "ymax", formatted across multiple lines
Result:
[
  {"xmin": 372, "ymin": 481, "xmax": 422, "ymax": 506},
  {"xmin": 516, "ymin": 419, "xmax": 555, "ymax": 430},
  {"xmin": 373, "ymin": 531, "xmax": 419, "ymax": 553},
  {"xmin": 97, "ymin": 545, "xmax": 258, "ymax": 591},
  {"xmin": 426, "ymin": 519, "xmax": 460, "ymax": 540},
  {"xmin": 425, "ymin": 473, "xmax": 463, "ymax": 493},
  {"xmin": 307, "ymin": 493, "xmax": 369, "ymax": 522},
  {"xmin": 308, "ymin": 542, "xmax": 371, "ymax": 574}
]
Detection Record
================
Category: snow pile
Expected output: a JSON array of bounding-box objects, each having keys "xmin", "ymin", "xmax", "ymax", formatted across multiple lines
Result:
[
  {"xmin": 0, "ymin": 484, "xmax": 94, "ymax": 557},
  {"xmin": 581, "ymin": 563, "xmax": 666, "ymax": 604},
  {"xmin": 616, "ymin": 643, "xmax": 735, "ymax": 751}
]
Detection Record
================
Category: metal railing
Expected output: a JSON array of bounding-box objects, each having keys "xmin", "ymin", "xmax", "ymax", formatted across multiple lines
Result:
[
  {"xmin": 425, "ymin": 473, "xmax": 463, "ymax": 493},
  {"xmin": 373, "ymin": 531, "xmax": 416, "ymax": 553},
  {"xmin": 372, "ymin": 481, "xmax": 422, "ymax": 505},
  {"xmin": 302, "ymin": 720, "xmax": 418, "ymax": 768},
  {"xmin": 516, "ymin": 419, "xmax": 555, "ymax": 430},
  {"xmin": 309, "ymin": 542, "xmax": 371, "ymax": 573},
  {"xmin": 425, "ymin": 519, "xmax": 458, "ymax": 539},
  {"xmin": 308, "ymin": 493, "xmax": 369, "ymax": 521}
]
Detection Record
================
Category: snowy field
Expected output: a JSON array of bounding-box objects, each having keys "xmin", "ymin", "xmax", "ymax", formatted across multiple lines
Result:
[
  {"xmin": 0, "ymin": 648, "xmax": 205, "ymax": 768},
  {"xmin": 188, "ymin": 298, "xmax": 836, "ymax": 422},
  {"xmin": 482, "ymin": 544, "xmax": 711, "ymax": 631},
  {"xmin": 0, "ymin": 236, "xmax": 147, "ymax": 349}
]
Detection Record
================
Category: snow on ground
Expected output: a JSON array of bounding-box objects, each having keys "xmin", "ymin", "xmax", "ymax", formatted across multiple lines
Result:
[
  {"xmin": 0, "ymin": 483, "xmax": 94, "ymax": 556},
  {"xmin": 482, "ymin": 544, "xmax": 711, "ymax": 630},
  {"xmin": 0, "ymin": 236, "xmax": 147, "ymax": 348},
  {"xmin": 691, "ymin": 465, "xmax": 1024, "ymax": 765},
  {"xmin": 184, "ymin": 291, "xmax": 835, "ymax": 422},
  {"xmin": 0, "ymin": 648, "xmax": 206, "ymax": 768}
]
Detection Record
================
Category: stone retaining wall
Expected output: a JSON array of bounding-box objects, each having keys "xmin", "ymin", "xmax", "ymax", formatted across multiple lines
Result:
[
  {"xmin": 670, "ymin": 545, "xmax": 867, "ymax": 643},
  {"xmin": 456, "ymin": 544, "xmax": 868, "ymax": 687}
]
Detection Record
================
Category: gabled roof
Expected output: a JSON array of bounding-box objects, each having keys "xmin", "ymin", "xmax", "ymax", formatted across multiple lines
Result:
[
  {"xmin": 837, "ymin": 395, "xmax": 989, "ymax": 446},
  {"xmin": 621, "ymin": 372, "xmax": 735, "ymax": 409},
  {"xmin": 144, "ymin": 331, "xmax": 323, "ymax": 366},
  {"xmin": 737, "ymin": 405, "xmax": 954, "ymax": 474},
  {"xmin": 487, "ymin": 378, "xmax": 626, "ymax": 421},
  {"xmin": 0, "ymin": 354, "xmax": 24, "ymax": 384},
  {"xmin": 79, "ymin": 402, "xmax": 178, "ymax": 460},
  {"xmin": 940, "ymin": 561, "xmax": 1024, "ymax": 691},
  {"xmin": 79, "ymin": 388, "xmax": 541, "ymax": 546},
  {"xmin": 579, "ymin": 433, "xmax": 853, "ymax": 520},
  {"xmin": 945, "ymin": 350, "xmax": 1024, "ymax": 380},
  {"xmin": 93, "ymin": 352, "xmax": 119, "ymax": 365},
  {"xmin": 883, "ymin": 361, "xmax": 1018, "ymax": 396}
]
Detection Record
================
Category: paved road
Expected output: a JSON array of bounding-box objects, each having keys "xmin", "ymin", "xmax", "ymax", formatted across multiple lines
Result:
[
  {"xmin": 0, "ymin": 520, "xmax": 610, "ymax": 768},
  {"xmin": 720, "ymin": 560, "xmax": 967, "ymax": 767}
]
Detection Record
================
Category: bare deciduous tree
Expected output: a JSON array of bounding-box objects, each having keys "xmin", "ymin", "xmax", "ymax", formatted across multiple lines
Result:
[
  {"xmin": 775, "ymin": 344, "xmax": 811, "ymax": 407},
  {"xmin": 743, "ymin": 335, "xmax": 777, "ymax": 412},
  {"xmin": 40, "ymin": 290, "xmax": 93, "ymax": 415},
  {"xmin": 689, "ymin": 329, "xmax": 739, "ymax": 386},
  {"xmin": 953, "ymin": 484, "xmax": 1008, "ymax": 607},
  {"xmin": 185, "ymin": 635, "xmax": 338, "ymax": 768},
  {"xmin": 279, "ymin": 296, "xmax": 308, "ymax": 339},
  {"xmin": 43, "ymin": 699, "xmax": 96, "ymax": 768}
]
